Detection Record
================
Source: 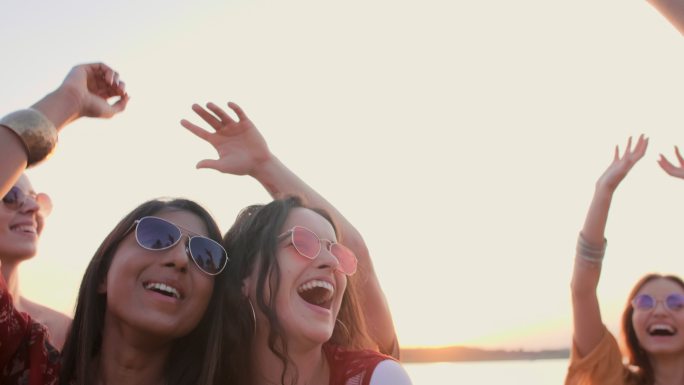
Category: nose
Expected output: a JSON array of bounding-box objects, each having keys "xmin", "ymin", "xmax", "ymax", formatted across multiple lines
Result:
[
  {"xmin": 19, "ymin": 195, "xmax": 40, "ymax": 214},
  {"xmin": 160, "ymin": 236, "xmax": 190, "ymax": 273},
  {"xmin": 315, "ymin": 242, "xmax": 341, "ymax": 272}
]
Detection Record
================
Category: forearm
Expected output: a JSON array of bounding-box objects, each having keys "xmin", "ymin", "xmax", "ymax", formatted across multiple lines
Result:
[
  {"xmin": 570, "ymin": 186, "xmax": 613, "ymax": 356},
  {"xmin": 30, "ymin": 87, "xmax": 81, "ymax": 131},
  {"xmin": 0, "ymin": 128, "xmax": 28, "ymax": 196},
  {"xmin": 648, "ymin": 0, "xmax": 684, "ymax": 34}
]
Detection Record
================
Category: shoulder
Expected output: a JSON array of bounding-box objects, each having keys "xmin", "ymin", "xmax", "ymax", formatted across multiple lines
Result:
[
  {"xmin": 19, "ymin": 297, "xmax": 72, "ymax": 349},
  {"xmin": 368, "ymin": 360, "xmax": 412, "ymax": 385}
]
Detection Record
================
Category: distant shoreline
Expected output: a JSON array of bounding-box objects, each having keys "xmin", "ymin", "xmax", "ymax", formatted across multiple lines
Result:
[{"xmin": 400, "ymin": 346, "xmax": 570, "ymax": 363}]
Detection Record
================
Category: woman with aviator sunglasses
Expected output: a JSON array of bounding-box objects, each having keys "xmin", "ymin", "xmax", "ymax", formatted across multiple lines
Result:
[
  {"xmin": 0, "ymin": 65, "xmax": 241, "ymax": 385},
  {"xmin": 566, "ymin": 135, "xmax": 684, "ymax": 385},
  {"xmin": 182, "ymin": 103, "xmax": 410, "ymax": 384}
]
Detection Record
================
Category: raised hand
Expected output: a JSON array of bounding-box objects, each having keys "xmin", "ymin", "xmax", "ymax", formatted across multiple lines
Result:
[
  {"xmin": 658, "ymin": 146, "xmax": 684, "ymax": 179},
  {"xmin": 59, "ymin": 63, "xmax": 129, "ymax": 119},
  {"xmin": 595, "ymin": 135, "xmax": 648, "ymax": 193},
  {"xmin": 181, "ymin": 102, "xmax": 271, "ymax": 176}
]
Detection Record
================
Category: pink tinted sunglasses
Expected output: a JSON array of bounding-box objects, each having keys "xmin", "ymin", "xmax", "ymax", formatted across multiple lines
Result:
[{"xmin": 279, "ymin": 226, "xmax": 357, "ymax": 275}]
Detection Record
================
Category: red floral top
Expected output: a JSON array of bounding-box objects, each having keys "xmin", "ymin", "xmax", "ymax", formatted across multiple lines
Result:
[
  {"xmin": 0, "ymin": 274, "xmax": 60, "ymax": 385},
  {"xmin": 324, "ymin": 343, "xmax": 394, "ymax": 385}
]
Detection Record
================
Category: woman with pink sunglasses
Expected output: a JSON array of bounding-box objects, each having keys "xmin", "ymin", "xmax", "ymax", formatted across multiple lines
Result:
[
  {"xmin": 182, "ymin": 103, "xmax": 410, "ymax": 384},
  {"xmin": 566, "ymin": 135, "xmax": 684, "ymax": 385},
  {"xmin": 181, "ymin": 101, "xmax": 399, "ymax": 359}
]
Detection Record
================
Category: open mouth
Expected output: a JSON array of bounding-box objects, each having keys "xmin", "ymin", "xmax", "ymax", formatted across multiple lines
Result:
[
  {"xmin": 144, "ymin": 281, "xmax": 182, "ymax": 299},
  {"xmin": 298, "ymin": 280, "xmax": 334, "ymax": 310},
  {"xmin": 648, "ymin": 324, "xmax": 677, "ymax": 337}
]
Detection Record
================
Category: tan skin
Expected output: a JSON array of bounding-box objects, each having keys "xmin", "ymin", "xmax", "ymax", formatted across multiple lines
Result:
[
  {"xmin": 181, "ymin": 102, "xmax": 399, "ymax": 357},
  {"xmin": 571, "ymin": 135, "xmax": 684, "ymax": 384},
  {"xmin": 0, "ymin": 63, "xmax": 128, "ymax": 350},
  {"xmin": 0, "ymin": 174, "xmax": 71, "ymax": 348},
  {"xmin": 648, "ymin": 0, "xmax": 684, "ymax": 35}
]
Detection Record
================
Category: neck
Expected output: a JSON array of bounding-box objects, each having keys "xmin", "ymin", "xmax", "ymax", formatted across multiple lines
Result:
[
  {"xmin": 251, "ymin": 330, "xmax": 328, "ymax": 385},
  {"xmin": 1, "ymin": 260, "xmax": 22, "ymax": 306},
  {"xmin": 651, "ymin": 353, "xmax": 684, "ymax": 385},
  {"xmin": 96, "ymin": 315, "xmax": 172, "ymax": 385}
]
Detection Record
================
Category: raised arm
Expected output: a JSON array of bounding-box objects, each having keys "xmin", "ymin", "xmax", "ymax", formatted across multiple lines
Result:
[
  {"xmin": 1, "ymin": 63, "xmax": 128, "ymax": 197},
  {"xmin": 571, "ymin": 135, "xmax": 648, "ymax": 357},
  {"xmin": 647, "ymin": 0, "xmax": 684, "ymax": 35},
  {"xmin": 181, "ymin": 102, "xmax": 399, "ymax": 357}
]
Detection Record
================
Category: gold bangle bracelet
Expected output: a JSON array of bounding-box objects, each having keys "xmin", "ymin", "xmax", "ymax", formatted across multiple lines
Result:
[{"xmin": 0, "ymin": 109, "xmax": 57, "ymax": 167}]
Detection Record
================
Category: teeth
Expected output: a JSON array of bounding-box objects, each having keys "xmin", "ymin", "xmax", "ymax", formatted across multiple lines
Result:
[
  {"xmin": 12, "ymin": 225, "xmax": 36, "ymax": 234},
  {"xmin": 297, "ymin": 280, "xmax": 334, "ymax": 294},
  {"xmin": 649, "ymin": 324, "xmax": 676, "ymax": 333},
  {"xmin": 144, "ymin": 282, "xmax": 181, "ymax": 299}
]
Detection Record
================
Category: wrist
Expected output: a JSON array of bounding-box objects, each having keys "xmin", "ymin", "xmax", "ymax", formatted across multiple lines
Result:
[{"xmin": 31, "ymin": 86, "xmax": 82, "ymax": 130}]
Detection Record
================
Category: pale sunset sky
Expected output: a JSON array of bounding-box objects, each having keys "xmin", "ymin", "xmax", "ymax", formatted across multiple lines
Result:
[{"xmin": 2, "ymin": 0, "xmax": 684, "ymax": 350}]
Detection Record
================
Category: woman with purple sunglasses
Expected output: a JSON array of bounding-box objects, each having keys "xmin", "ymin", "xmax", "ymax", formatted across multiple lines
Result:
[
  {"xmin": 566, "ymin": 135, "xmax": 684, "ymax": 385},
  {"xmin": 182, "ymin": 103, "xmax": 410, "ymax": 385},
  {"xmin": 0, "ymin": 63, "xmax": 128, "ymax": 351}
]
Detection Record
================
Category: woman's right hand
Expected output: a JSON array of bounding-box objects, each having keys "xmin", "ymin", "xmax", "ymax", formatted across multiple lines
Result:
[
  {"xmin": 58, "ymin": 63, "xmax": 129, "ymax": 120},
  {"xmin": 595, "ymin": 135, "xmax": 648, "ymax": 193},
  {"xmin": 657, "ymin": 146, "xmax": 684, "ymax": 179}
]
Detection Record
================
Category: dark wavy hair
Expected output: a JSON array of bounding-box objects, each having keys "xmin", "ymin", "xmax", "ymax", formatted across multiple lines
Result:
[
  {"xmin": 621, "ymin": 273, "xmax": 684, "ymax": 385},
  {"xmin": 59, "ymin": 198, "xmax": 231, "ymax": 385},
  {"xmin": 222, "ymin": 196, "xmax": 374, "ymax": 385}
]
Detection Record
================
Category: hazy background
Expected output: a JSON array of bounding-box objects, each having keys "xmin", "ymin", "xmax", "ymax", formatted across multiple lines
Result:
[{"xmin": 2, "ymin": 0, "xmax": 684, "ymax": 350}]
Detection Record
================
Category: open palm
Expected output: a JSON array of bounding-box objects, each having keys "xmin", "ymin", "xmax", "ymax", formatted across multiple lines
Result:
[
  {"xmin": 181, "ymin": 102, "xmax": 270, "ymax": 176},
  {"xmin": 596, "ymin": 135, "xmax": 648, "ymax": 192}
]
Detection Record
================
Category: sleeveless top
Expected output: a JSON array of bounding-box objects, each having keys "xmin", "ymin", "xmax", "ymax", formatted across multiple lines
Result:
[
  {"xmin": 0, "ymin": 274, "xmax": 60, "ymax": 385},
  {"xmin": 324, "ymin": 343, "xmax": 395, "ymax": 385}
]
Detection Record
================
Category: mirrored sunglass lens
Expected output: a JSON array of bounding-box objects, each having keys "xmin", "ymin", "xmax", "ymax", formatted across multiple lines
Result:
[
  {"xmin": 292, "ymin": 227, "xmax": 320, "ymax": 259},
  {"xmin": 137, "ymin": 217, "xmax": 181, "ymax": 250},
  {"xmin": 189, "ymin": 237, "xmax": 227, "ymax": 274},
  {"xmin": 666, "ymin": 294, "xmax": 684, "ymax": 311},
  {"xmin": 633, "ymin": 295, "xmax": 655, "ymax": 310},
  {"xmin": 331, "ymin": 243, "xmax": 357, "ymax": 275}
]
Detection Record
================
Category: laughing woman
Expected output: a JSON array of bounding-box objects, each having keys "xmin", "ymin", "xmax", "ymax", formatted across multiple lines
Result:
[
  {"xmin": 181, "ymin": 102, "xmax": 400, "ymax": 359},
  {"xmin": 181, "ymin": 102, "xmax": 410, "ymax": 384},
  {"xmin": 565, "ymin": 135, "xmax": 684, "ymax": 385},
  {"xmin": 0, "ymin": 65, "xmax": 233, "ymax": 385}
]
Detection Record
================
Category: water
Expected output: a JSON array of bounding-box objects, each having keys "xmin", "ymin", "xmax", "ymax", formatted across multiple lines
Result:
[{"xmin": 403, "ymin": 359, "xmax": 568, "ymax": 385}]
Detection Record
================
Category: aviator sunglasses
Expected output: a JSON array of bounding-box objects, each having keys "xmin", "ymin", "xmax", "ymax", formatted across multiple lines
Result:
[
  {"xmin": 130, "ymin": 216, "xmax": 228, "ymax": 276},
  {"xmin": 631, "ymin": 293, "xmax": 684, "ymax": 312},
  {"xmin": 2, "ymin": 186, "xmax": 52, "ymax": 216},
  {"xmin": 279, "ymin": 225, "xmax": 357, "ymax": 276}
]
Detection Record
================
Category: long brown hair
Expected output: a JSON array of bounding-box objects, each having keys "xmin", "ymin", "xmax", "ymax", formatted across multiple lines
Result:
[
  {"xmin": 59, "ymin": 198, "xmax": 231, "ymax": 385},
  {"xmin": 621, "ymin": 273, "xmax": 684, "ymax": 385},
  {"xmin": 222, "ymin": 196, "xmax": 374, "ymax": 385}
]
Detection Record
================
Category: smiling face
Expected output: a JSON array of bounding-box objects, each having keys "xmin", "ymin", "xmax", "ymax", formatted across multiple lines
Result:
[
  {"xmin": 103, "ymin": 209, "xmax": 215, "ymax": 339},
  {"xmin": 246, "ymin": 207, "xmax": 347, "ymax": 347},
  {"xmin": 0, "ymin": 174, "xmax": 46, "ymax": 262},
  {"xmin": 632, "ymin": 278, "xmax": 684, "ymax": 357}
]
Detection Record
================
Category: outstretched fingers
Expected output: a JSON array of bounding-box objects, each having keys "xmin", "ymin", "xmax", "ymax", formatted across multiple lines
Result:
[
  {"xmin": 191, "ymin": 103, "xmax": 222, "ymax": 130},
  {"xmin": 180, "ymin": 118, "xmax": 213, "ymax": 142},
  {"xmin": 206, "ymin": 102, "xmax": 235, "ymax": 125}
]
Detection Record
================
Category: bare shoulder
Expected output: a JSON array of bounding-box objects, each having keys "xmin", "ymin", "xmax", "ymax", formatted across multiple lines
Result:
[
  {"xmin": 369, "ymin": 360, "xmax": 412, "ymax": 385},
  {"xmin": 19, "ymin": 296, "xmax": 72, "ymax": 349}
]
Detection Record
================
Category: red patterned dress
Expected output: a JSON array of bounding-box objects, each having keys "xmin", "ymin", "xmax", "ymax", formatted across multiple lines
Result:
[
  {"xmin": 324, "ymin": 343, "xmax": 395, "ymax": 385},
  {"xmin": 0, "ymin": 274, "xmax": 60, "ymax": 385}
]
